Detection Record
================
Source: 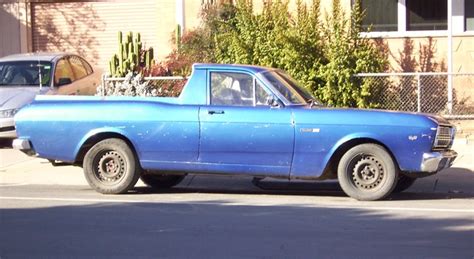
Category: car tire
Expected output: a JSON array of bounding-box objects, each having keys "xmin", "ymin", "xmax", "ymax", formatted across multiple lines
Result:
[
  {"xmin": 140, "ymin": 173, "xmax": 186, "ymax": 189},
  {"xmin": 83, "ymin": 138, "xmax": 141, "ymax": 194},
  {"xmin": 337, "ymin": 143, "xmax": 398, "ymax": 201},
  {"xmin": 392, "ymin": 174, "xmax": 417, "ymax": 193}
]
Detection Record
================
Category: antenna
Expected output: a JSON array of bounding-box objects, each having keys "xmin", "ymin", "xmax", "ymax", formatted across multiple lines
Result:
[{"xmin": 37, "ymin": 58, "xmax": 42, "ymax": 90}]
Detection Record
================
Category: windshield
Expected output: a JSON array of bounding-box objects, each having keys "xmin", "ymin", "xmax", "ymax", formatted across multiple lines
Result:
[
  {"xmin": 0, "ymin": 61, "xmax": 53, "ymax": 87},
  {"xmin": 262, "ymin": 70, "xmax": 321, "ymax": 105}
]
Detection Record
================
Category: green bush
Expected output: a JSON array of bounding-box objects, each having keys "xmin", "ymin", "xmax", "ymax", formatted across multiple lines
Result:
[
  {"xmin": 316, "ymin": 0, "xmax": 387, "ymax": 107},
  {"xmin": 174, "ymin": 0, "xmax": 387, "ymax": 108}
]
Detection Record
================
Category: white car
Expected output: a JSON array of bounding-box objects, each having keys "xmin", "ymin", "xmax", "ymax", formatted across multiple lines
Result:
[{"xmin": 0, "ymin": 52, "xmax": 102, "ymax": 138}]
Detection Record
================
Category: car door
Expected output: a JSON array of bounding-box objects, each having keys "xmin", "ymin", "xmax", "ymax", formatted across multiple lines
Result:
[{"xmin": 198, "ymin": 71, "xmax": 294, "ymax": 176}]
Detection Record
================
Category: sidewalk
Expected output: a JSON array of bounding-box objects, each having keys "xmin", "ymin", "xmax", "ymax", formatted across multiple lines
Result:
[{"xmin": 451, "ymin": 138, "xmax": 474, "ymax": 169}]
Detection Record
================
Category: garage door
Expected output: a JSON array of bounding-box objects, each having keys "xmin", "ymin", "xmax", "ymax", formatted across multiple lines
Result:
[
  {"xmin": 0, "ymin": 3, "xmax": 21, "ymax": 57},
  {"xmin": 31, "ymin": 1, "xmax": 175, "ymax": 71}
]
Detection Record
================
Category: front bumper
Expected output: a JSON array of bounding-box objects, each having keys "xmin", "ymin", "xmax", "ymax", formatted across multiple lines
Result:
[
  {"xmin": 0, "ymin": 117, "xmax": 16, "ymax": 138},
  {"xmin": 12, "ymin": 138, "xmax": 36, "ymax": 156},
  {"xmin": 421, "ymin": 150, "xmax": 457, "ymax": 173}
]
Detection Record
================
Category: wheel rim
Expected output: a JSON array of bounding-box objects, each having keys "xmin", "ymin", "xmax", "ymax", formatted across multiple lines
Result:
[
  {"xmin": 350, "ymin": 155, "xmax": 385, "ymax": 190},
  {"xmin": 93, "ymin": 151, "xmax": 126, "ymax": 184}
]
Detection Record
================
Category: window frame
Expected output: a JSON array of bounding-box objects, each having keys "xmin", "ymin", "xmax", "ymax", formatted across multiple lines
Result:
[
  {"xmin": 359, "ymin": 0, "xmax": 474, "ymax": 38},
  {"xmin": 208, "ymin": 70, "xmax": 275, "ymax": 107}
]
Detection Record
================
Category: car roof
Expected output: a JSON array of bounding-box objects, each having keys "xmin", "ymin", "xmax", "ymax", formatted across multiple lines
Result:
[
  {"xmin": 193, "ymin": 63, "xmax": 273, "ymax": 74},
  {"xmin": 0, "ymin": 52, "xmax": 75, "ymax": 62}
]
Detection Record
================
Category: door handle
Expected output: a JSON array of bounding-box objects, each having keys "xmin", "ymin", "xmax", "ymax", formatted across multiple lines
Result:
[{"xmin": 208, "ymin": 110, "xmax": 225, "ymax": 115}]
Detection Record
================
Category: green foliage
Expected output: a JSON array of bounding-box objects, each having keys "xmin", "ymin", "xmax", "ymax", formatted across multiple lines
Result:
[
  {"xmin": 108, "ymin": 31, "xmax": 155, "ymax": 77},
  {"xmin": 316, "ymin": 0, "xmax": 387, "ymax": 107},
  {"xmin": 174, "ymin": 0, "xmax": 388, "ymax": 108}
]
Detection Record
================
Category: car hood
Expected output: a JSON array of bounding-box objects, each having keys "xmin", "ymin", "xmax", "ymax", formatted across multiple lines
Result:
[
  {"xmin": 421, "ymin": 113, "xmax": 450, "ymax": 125},
  {"xmin": 299, "ymin": 106, "xmax": 449, "ymax": 128},
  {"xmin": 0, "ymin": 87, "xmax": 49, "ymax": 110}
]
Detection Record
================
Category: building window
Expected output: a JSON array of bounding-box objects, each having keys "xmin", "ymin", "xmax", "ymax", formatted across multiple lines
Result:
[
  {"xmin": 359, "ymin": 0, "xmax": 473, "ymax": 35},
  {"xmin": 361, "ymin": 0, "xmax": 398, "ymax": 31},
  {"xmin": 466, "ymin": 0, "xmax": 474, "ymax": 31},
  {"xmin": 407, "ymin": 0, "xmax": 447, "ymax": 30}
]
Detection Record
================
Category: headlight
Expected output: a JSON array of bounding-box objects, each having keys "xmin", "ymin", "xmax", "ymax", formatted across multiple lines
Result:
[
  {"xmin": 0, "ymin": 109, "xmax": 19, "ymax": 118},
  {"xmin": 433, "ymin": 125, "xmax": 455, "ymax": 150}
]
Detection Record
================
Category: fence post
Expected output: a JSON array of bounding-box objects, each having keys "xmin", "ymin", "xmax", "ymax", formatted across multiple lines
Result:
[
  {"xmin": 417, "ymin": 74, "xmax": 421, "ymax": 112},
  {"xmin": 101, "ymin": 74, "xmax": 106, "ymax": 96},
  {"xmin": 447, "ymin": 74, "xmax": 453, "ymax": 114}
]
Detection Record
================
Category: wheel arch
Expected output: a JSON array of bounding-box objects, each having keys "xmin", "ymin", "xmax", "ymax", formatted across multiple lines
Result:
[
  {"xmin": 320, "ymin": 137, "xmax": 400, "ymax": 180},
  {"xmin": 74, "ymin": 130, "xmax": 139, "ymax": 166}
]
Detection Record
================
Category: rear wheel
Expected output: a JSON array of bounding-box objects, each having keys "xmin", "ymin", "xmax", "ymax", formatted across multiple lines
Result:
[
  {"xmin": 140, "ymin": 173, "xmax": 185, "ymax": 189},
  {"xmin": 337, "ymin": 143, "xmax": 398, "ymax": 201},
  {"xmin": 392, "ymin": 174, "xmax": 417, "ymax": 193},
  {"xmin": 83, "ymin": 138, "xmax": 141, "ymax": 194}
]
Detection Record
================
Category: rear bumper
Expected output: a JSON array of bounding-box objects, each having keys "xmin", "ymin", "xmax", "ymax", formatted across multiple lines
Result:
[
  {"xmin": 12, "ymin": 138, "xmax": 36, "ymax": 156},
  {"xmin": 421, "ymin": 150, "xmax": 457, "ymax": 173}
]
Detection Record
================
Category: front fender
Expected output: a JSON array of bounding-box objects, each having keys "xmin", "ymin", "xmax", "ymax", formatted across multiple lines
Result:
[
  {"xmin": 291, "ymin": 129, "xmax": 397, "ymax": 179},
  {"xmin": 323, "ymin": 132, "xmax": 393, "ymax": 170}
]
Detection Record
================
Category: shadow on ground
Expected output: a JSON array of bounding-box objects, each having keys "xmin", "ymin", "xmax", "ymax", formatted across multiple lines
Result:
[
  {"xmin": 129, "ymin": 168, "xmax": 474, "ymax": 201},
  {"xmin": 1, "ymin": 199, "xmax": 472, "ymax": 258},
  {"xmin": 0, "ymin": 139, "xmax": 12, "ymax": 149}
]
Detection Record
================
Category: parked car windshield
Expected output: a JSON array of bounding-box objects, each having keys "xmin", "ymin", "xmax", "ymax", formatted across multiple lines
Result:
[
  {"xmin": 0, "ymin": 61, "xmax": 53, "ymax": 87},
  {"xmin": 262, "ymin": 70, "xmax": 322, "ymax": 106}
]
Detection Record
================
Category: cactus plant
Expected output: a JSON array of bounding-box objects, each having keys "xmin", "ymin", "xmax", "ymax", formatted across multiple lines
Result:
[
  {"xmin": 175, "ymin": 24, "xmax": 181, "ymax": 50},
  {"xmin": 108, "ymin": 31, "xmax": 155, "ymax": 77}
]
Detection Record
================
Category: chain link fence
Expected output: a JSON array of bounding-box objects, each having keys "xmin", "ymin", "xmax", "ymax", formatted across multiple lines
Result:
[
  {"xmin": 100, "ymin": 73, "xmax": 474, "ymax": 119},
  {"xmin": 355, "ymin": 73, "xmax": 474, "ymax": 119},
  {"xmin": 100, "ymin": 74, "xmax": 187, "ymax": 97}
]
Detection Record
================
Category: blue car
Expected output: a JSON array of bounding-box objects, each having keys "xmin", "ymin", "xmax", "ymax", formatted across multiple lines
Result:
[{"xmin": 13, "ymin": 64, "xmax": 457, "ymax": 200}]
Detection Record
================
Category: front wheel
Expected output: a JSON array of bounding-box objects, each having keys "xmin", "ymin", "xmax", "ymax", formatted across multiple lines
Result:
[
  {"xmin": 83, "ymin": 138, "xmax": 141, "ymax": 194},
  {"xmin": 337, "ymin": 144, "xmax": 398, "ymax": 201}
]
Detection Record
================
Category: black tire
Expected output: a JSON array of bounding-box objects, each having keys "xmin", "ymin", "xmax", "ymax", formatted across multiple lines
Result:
[
  {"xmin": 83, "ymin": 138, "xmax": 141, "ymax": 194},
  {"xmin": 392, "ymin": 174, "xmax": 417, "ymax": 193},
  {"xmin": 140, "ymin": 173, "xmax": 185, "ymax": 189},
  {"xmin": 337, "ymin": 143, "xmax": 398, "ymax": 201}
]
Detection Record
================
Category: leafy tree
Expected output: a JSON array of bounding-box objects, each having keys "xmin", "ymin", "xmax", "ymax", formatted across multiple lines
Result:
[
  {"xmin": 169, "ymin": 0, "xmax": 387, "ymax": 108},
  {"xmin": 316, "ymin": 0, "xmax": 387, "ymax": 107}
]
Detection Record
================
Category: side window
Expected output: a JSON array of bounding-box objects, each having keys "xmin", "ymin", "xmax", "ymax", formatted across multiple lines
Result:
[
  {"xmin": 69, "ymin": 56, "xmax": 88, "ymax": 79},
  {"xmin": 211, "ymin": 72, "xmax": 254, "ymax": 106},
  {"xmin": 54, "ymin": 58, "xmax": 75, "ymax": 86},
  {"xmin": 255, "ymin": 80, "xmax": 272, "ymax": 106},
  {"xmin": 80, "ymin": 57, "xmax": 93, "ymax": 75},
  {"xmin": 210, "ymin": 72, "xmax": 274, "ymax": 106}
]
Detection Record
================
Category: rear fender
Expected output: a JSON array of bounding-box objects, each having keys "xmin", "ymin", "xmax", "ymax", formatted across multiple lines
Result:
[{"xmin": 73, "ymin": 127, "xmax": 137, "ymax": 162}]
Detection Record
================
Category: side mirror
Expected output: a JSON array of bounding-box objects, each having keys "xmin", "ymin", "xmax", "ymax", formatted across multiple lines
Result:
[{"xmin": 57, "ymin": 77, "xmax": 72, "ymax": 87}]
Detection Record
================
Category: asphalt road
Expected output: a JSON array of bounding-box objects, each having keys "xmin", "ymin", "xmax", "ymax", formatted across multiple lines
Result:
[{"xmin": 1, "ymin": 140, "xmax": 473, "ymax": 258}]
